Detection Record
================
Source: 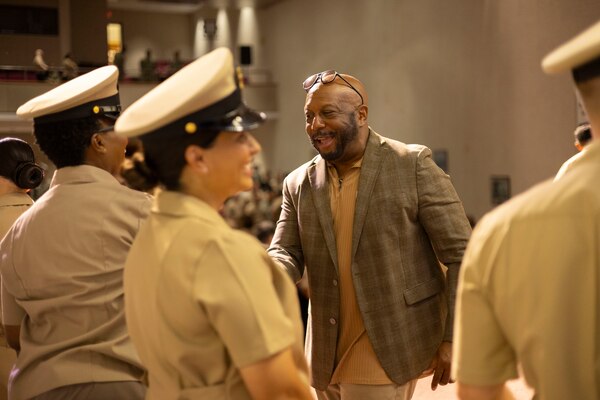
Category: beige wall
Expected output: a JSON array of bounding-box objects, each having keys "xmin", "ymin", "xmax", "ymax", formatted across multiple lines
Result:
[
  {"xmin": 0, "ymin": 0, "xmax": 61, "ymax": 65},
  {"xmin": 0, "ymin": 0, "xmax": 107, "ymax": 66},
  {"xmin": 69, "ymin": 0, "xmax": 107, "ymax": 65},
  {"xmin": 260, "ymin": 0, "xmax": 600, "ymax": 219}
]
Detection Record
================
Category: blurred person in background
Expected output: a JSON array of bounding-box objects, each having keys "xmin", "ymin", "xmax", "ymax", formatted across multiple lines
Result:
[
  {"xmin": 555, "ymin": 122, "xmax": 593, "ymax": 180},
  {"xmin": 33, "ymin": 49, "xmax": 49, "ymax": 81},
  {"xmin": 0, "ymin": 137, "xmax": 44, "ymax": 400},
  {"xmin": 61, "ymin": 53, "xmax": 79, "ymax": 81}
]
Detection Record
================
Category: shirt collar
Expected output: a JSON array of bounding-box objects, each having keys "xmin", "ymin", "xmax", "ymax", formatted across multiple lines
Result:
[
  {"xmin": 326, "ymin": 157, "xmax": 363, "ymax": 172},
  {"xmin": 50, "ymin": 165, "xmax": 120, "ymax": 187},
  {"xmin": 153, "ymin": 190, "xmax": 230, "ymax": 228},
  {"xmin": 0, "ymin": 192, "xmax": 33, "ymax": 207}
]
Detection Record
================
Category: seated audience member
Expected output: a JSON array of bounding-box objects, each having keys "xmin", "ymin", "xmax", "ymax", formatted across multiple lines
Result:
[
  {"xmin": 254, "ymin": 219, "xmax": 276, "ymax": 247},
  {"xmin": 0, "ymin": 137, "xmax": 44, "ymax": 400},
  {"xmin": 33, "ymin": 49, "xmax": 49, "ymax": 81},
  {"xmin": 453, "ymin": 20, "xmax": 600, "ymax": 400},
  {"xmin": 114, "ymin": 46, "xmax": 126, "ymax": 80},
  {"xmin": 61, "ymin": 53, "xmax": 79, "ymax": 80},
  {"xmin": 170, "ymin": 50, "xmax": 184, "ymax": 75},
  {"xmin": 140, "ymin": 49, "xmax": 155, "ymax": 81},
  {"xmin": 115, "ymin": 47, "xmax": 312, "ymax": 400},
  {"xmin": 554, "ymin": 122, "xmax": 592, "ymax": 180},
  {"xmin": 0, "ymin": 66, "xmax": 151, "ymax": 400}
]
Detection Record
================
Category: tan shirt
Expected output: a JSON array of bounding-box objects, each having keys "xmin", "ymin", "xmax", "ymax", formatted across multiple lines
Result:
[
  {"xmin": 0, "ymin": 165, "xmax": 151, "ymax": 399},
  {"xmin": 327, "ymin": 160, "xmax": 392, "ymax": 385},
  {"xmin": 0, "ymin": 192, "xmax": 33, "ymax": 341},
  {"xmin": 0, "ymin": 192, "xmax": 31, "ymax": 397},
  {"xmin": 0, "ymin": 192, "xmax": 32, "ymax": 240},
  {"xmin": 453, "ymin": 141, "xmax": 600, "ymax": 399},
  {"xmin": 554, "ymin": 148, "xmax": 587, "ymax": 181},
  {"xmin": 124, "ymin": 191, "xmax": 309, "ymax": 400}
]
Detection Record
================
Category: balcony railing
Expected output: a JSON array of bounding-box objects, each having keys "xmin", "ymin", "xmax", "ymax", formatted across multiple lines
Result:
[{"xmin": 0, "ymin": 65, "xmax": 97, "ymax": 82}]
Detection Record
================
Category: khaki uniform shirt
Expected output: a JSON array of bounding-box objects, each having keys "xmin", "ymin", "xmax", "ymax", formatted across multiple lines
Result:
[
  {"xmin": 0, "ymin": 192, "xmax": 32, "ymax": 400},
  {"xmin": 0, "ymin": 165, "xmax": 151, "ymax": 400},
  {"xmin": 453, "ymin": 141, "xmax": 600, "ymax": 399},
  {"xmin": 554, "ymin": 148, "xmax": 586, "ymax": 181},
  {"xmin": 0, "ymin": 192, "xmax": 32, "ymax": 241},
  {"xmin": 124, "ymin": 191, "xmax": 309, "ymax": 400}
]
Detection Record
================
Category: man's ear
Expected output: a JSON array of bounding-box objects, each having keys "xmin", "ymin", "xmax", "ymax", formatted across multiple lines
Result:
[
  {"xmin": 184, "ymin": 145, "xmax": 208, "ymax": 173},
  {"xmin": 90, "ymin": 133, "xmax": 106, "ymax": 154},
  {"xmin": 357, "ymin": 104, "xmax": 369, "ymax": 126}
]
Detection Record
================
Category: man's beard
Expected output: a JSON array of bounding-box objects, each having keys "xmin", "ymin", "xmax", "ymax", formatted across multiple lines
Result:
[{"xmin": 310, "ymin": 113, "xmax": 359, "ymax": 161}]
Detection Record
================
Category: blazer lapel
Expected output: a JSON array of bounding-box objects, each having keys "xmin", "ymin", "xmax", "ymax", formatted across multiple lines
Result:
[
  {"xmin": 308, "ymin": 156, "xmax": 339, "ymax": 274},
  {"xmin": 352, "ymin": 130, "xmax": 385, "ymax": 259}
]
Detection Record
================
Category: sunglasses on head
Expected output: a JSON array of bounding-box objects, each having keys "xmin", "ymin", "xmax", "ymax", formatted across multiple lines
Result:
[{"xmin": 302, "ymin": 70, "xmax": 364, "ymax": 105}]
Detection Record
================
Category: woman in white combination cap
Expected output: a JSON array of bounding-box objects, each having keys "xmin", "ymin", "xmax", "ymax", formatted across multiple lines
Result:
[
  {"xmin": 1, "ymin": 65, "xmax": 151, "ymax": 400},
  {"xmin": 115, "ymin": 47, "xmax": 312, "ymax": 400}
]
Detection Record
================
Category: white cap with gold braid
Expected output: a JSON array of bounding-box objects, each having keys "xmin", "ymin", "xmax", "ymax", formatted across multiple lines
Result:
[
  {"xmin": 542, "ymin": 20, "xmax": 600, "ymax": 75},
  {"xmin": 16, "ymin": 66, "xmax": 120, "ymax": 124},
  {"xmin": 115, "ymin": 47, "xmax": 264, "ymax": 139}
]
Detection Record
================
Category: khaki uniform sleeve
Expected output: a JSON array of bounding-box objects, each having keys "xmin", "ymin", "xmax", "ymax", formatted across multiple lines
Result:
[
  {"xmin": 0, "ymin": 231, "xmax": 25, "ymax": 326},
  {"xmin": 193, "ymin": 236, "xmax": 295, "ymax": 368},
  {"xmin": 2, "ymin": 279, "xmax": 24, "ymax": 326},
  {"xmin": 452, "ymin": 222, "xmax": 517, "ymax": 385}
]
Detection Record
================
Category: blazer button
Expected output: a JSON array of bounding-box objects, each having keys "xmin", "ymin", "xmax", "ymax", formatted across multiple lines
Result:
[
  {"xmin": 329, "ymin": 317, "xmax": 337, "ymax": 325},
  {"xmin": 332, "ymin": 279, "xmax": 338, "ymax": 286}
]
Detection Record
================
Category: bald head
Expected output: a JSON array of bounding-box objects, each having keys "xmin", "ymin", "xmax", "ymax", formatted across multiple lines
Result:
[
  {"xmin": 303, "ymin": 71, "xmax": 368, "ymax": 107},
  {"xmin": 335, "ymin": 73, "xmax": 368, "ymax": 107}
]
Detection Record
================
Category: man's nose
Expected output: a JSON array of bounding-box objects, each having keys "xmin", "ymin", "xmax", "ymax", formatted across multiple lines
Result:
[{"xmin": 309, "ymin": 115, "xmax": 325, "ymax": 131}]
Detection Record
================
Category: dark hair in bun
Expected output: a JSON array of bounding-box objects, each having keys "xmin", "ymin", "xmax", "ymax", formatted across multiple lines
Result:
[
  {"xmin": 120, "ymin": 151, "xmax": 160, "ymax": 192},
  {"xmin": 0, "ymin": 137, "xmax": 44, "ymax": 189}
]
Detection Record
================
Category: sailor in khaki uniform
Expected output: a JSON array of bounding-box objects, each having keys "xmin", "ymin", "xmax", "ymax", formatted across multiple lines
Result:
[
  {"xmin": 0, "ymin": 138, "xmax": 44, "ymax": 400},
  {"xmin": 0, "ymin": 66, "xmax": 151, "ymax": 400},
  {"xmin": 115, "ymin": 48, "xmax": 312, "ymax": 400},
  {"xmin": 0, "ymin": 138, "xmax": 44, "ymax": 237},
  {"xmin": 452, "ymin": 20, "xmax": 600, "ymax": 400}
]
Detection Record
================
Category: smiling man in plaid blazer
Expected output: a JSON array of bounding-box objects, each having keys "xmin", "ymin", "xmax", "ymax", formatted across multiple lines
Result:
[{"xmin": 268, "ymin": 71, "xmax": 472, "ymax": 400}]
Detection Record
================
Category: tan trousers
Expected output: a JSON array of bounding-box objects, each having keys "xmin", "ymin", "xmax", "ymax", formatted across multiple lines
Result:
[
  {"xmin": 29, "ymin": 381, "xmax": 145, "ymax": 400},
  {"xmin": 314, "ymin": 380, "xmax": 417, "ymax": 400}
]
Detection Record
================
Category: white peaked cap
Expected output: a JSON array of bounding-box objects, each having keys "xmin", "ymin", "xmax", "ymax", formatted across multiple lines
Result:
[
  {"xmin": 115, "ymin": 47, "xmax": 264, "ymax": 139},
  {"xmin": 543, "ymin": 20, "xmax": 600, "ymax": 74},
  {"xmin": 17, "ymin": 66, "xmax": 120, "ymax": 123}
]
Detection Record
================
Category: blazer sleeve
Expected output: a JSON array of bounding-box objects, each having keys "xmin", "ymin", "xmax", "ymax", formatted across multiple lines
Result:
[
  {"xmin": 413, "ymin": 145, "xmax": 472, "ymax": 340},
  {"xmin": 267, "ymin": 176, "xmax": 305, "ymax": 283}
]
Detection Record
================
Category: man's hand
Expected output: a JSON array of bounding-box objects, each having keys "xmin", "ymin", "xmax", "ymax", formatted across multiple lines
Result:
[{"xmin": 420, "ymin": 341, "xmax": 454, "ymax": 390}]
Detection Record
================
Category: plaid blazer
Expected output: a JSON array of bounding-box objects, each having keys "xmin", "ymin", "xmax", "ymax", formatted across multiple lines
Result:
[{"xmin": 268, "ymin": 130, "xmax": 472, "ymax": 389}]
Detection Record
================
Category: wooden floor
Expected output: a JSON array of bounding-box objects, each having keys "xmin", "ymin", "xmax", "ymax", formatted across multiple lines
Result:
[{"xmin": 412, "ymin": 377, "xmax": 533, "ymax": 399}]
